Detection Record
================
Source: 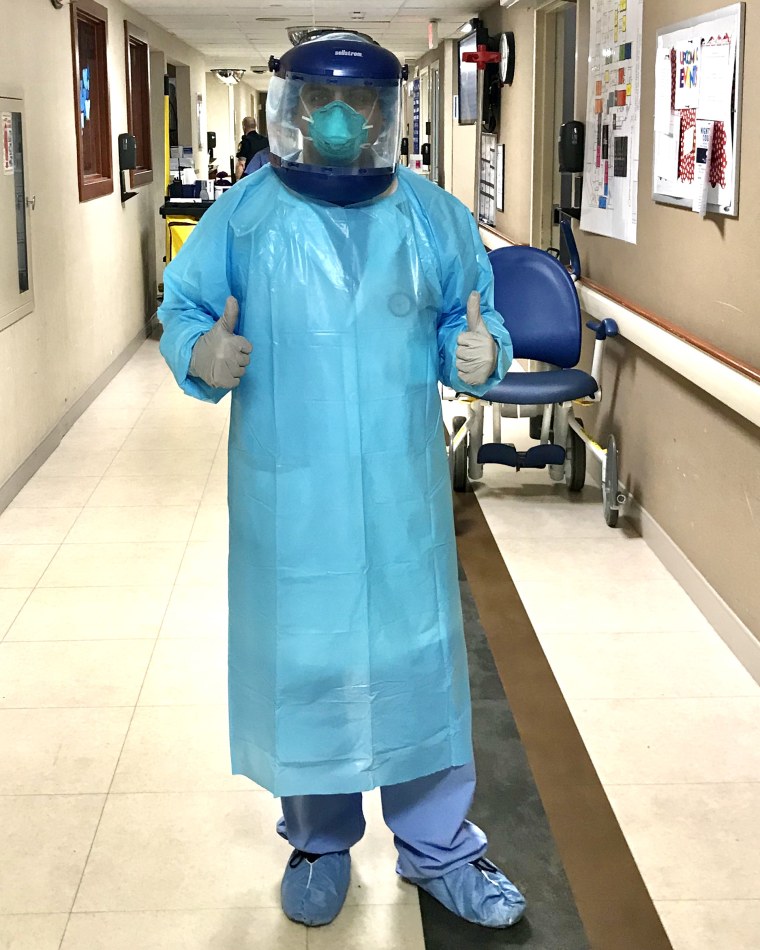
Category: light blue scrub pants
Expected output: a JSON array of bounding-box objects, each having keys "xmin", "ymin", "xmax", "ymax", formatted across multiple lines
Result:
[{"xmin": 277, "ymin": 761, "xmax": 487, "ymax": 882}]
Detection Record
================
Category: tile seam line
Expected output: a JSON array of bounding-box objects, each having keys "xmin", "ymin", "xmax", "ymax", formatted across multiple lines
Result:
[{"xmin": 0, "ymin": 589, "xmax": 34, "ymax": 644}]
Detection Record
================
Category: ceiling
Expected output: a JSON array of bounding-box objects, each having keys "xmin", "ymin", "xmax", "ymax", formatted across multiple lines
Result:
[{"xmin": 128, "ymin": 0, "xmax": 480, "ymax": 83}]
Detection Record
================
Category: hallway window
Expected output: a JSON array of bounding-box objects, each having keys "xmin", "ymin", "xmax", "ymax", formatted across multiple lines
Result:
[
  {"xmin": 124, "ymin": 22, "xmax": 153, "ymax": 187},
  {"xmin": 71, "ymin": 0, "xmax": 113, "ymax": 202}
]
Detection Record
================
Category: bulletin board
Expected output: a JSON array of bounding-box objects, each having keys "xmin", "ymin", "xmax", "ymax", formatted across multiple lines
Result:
[{"xmin": 652, "ymin": 3, "xmax": 745, "ymax": 216}]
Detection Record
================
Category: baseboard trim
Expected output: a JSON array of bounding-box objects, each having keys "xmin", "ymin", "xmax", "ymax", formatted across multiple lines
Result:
[
  {"xmin": 626, "ymin": 496, "xmax": 760, "ymax": 685},
  {"xmin": 0, "ymin": 321, "xmax": 154, "ymax": 514},
  {"xmin": 585, "ymin": 447, "xmax": 760, "ymax": 685}
]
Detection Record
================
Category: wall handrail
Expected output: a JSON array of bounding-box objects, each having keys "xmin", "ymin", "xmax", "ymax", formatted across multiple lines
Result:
[
  {"xmin": 580, "ymin": 277, "xmax": 760, "ymax": 387},
  {"xmin": 478, "ymin": 222, "xmax": 526, "ymax": 250},
  {"xmin": 478, "ymin": 223, "xmax": 760, "ymax": 385},
  {"xmin": 478, "ymin": 223, "xmax": 760, "ymax": 431}
]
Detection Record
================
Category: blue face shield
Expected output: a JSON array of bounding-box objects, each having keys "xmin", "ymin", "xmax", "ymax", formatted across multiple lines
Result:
[{"xmin": 306, "ymin": 100, "xmax": 370, "ymax": 165}]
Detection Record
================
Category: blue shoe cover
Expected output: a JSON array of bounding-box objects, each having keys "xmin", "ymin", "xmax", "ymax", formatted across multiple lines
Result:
[
  {"xmin": 281, "ymin": 849, "xmax": 351, "ymax": 927},
  {"xmin": 415, "ymin": 857, "xmax": 526, "ymax": 928}
]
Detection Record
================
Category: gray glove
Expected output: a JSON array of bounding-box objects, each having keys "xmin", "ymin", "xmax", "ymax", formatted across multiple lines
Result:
[
  {"xmin": 456, "ymin": 291, "xmax": 498, "ymax": 387},
  {"xmin": 189, "ymin": 296, "xmax": 252, "ymax": 389}
]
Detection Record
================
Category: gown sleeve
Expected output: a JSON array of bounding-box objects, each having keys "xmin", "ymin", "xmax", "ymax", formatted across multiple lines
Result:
[
  {"xmin": 434, "ymin": 201, "xmax": 513, "ymax": 396},
  {"xmin": 158, "ymin": 186, "xmax": 247, "ymax": 403}
]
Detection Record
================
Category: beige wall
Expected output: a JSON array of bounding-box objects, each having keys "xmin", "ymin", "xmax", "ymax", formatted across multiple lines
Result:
[
  {"xmin": 478, "ymin": 0, "xmax": 760, "ymax": 640},
  {"xmin": 206, "ymin": 77, "xmax": 233, "ymax": 176},
  {"xmin": 458, "ymin": 2, "xmax": 760, "ymax": 641},
  {"xmin": 571, "ymin": 0, "xmax": 760, "ymax": 640},
  {"xmin": 414, "ymin": 37, "xmax": 477, "ymax": 209},
  {"xmin": 409, "ymin": 44, "xmax": 446, "ymax": 188},
  {"xmin": 205, "ymin": 77, "xmax": 262, "ymax": 178},
  {"xmin": 575, "ymin": 0, "xmax": 759, "ymax": 364},
  {"xmin": 0, "ymin": 0, "xmax": 206, "ymax": 494},
  {"xmin": 448, "ymin": 37, "xmax": 477, "ymax": 211}
]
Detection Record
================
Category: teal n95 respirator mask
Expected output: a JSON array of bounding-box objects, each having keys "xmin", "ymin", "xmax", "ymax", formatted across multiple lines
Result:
[{"xmin": 303, "ymin": 100, "xmax": 371, "ymax": 165}]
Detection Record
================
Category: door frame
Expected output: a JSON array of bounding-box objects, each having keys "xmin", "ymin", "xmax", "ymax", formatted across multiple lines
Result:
[
  {"xmin": 0, "ymin": 94, "xmax": 34, "ymax": 333},
  {"xmin": 429, "ymin": 60, "xmax": 441, "ymax": 184},
  {"xmin": 531, "ymin": 0, "xmax": 576, "ymax": 250}
]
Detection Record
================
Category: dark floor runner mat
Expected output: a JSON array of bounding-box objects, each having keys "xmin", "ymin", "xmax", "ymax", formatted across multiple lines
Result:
[{"xmin": 417, "ymin": 571, "xmax": 590, "ymax": 949}]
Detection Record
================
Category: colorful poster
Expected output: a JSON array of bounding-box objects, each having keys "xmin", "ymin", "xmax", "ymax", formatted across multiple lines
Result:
[
  {"xmin": 580, "ymin": 0, "xmax": 643, "ymax": 244},
  {"xmin": 674, "ymin": 42, "xmax": 700, "ymax": 109}
]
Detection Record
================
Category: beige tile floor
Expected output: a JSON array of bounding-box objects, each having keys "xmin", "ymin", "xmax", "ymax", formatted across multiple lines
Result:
[
  {"xmin": 1, "ymin": 342, "xmax": 758, "ymax": 949},
  {"xmin": 468, "ymin": 405, "xmax": 760, "ymax": 950},
  {"xmin": 0, "ymin": 342, "xmax": 420, "ymax": 950}
]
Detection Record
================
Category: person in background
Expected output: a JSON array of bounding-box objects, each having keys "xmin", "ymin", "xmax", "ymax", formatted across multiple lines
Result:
[
  {"xmin": 235, "ymin": 116, "xmax": 268, "ymax": 179},
  {"xmin": 243, "ymin": 147, "xmax": 271, "ymax": 176}
]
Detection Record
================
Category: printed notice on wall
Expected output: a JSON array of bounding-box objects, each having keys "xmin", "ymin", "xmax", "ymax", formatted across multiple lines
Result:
[
  {"xmin": 478, "ymin": 133, "xmax": 497, "ymax": 227},
  {"xmin": 580, "ymin": 0, "xmax": 643, "ymax": 244},
  {"xmin": 2, "ymin": 112, "xmax": 13, "ymax": 175}
]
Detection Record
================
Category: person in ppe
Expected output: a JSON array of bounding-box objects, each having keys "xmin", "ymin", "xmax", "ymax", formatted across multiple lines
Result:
[{"xmin": 158, "ymin": 30, "xmax": 526, "ymax": 931}]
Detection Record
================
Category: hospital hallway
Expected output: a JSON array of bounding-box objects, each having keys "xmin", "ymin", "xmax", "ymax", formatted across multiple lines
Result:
[
  {"xmin": 3, "ymin": 0, "xmax": 760, "ymax": 948},
  {"xmin": 0, "ymin": 338, "xmax": 758, "ymax": 949}
]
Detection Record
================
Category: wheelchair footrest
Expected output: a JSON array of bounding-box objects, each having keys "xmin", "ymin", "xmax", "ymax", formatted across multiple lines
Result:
[{"xmin": 477, "ymin": 442, "xmax": 566, "ymax": 470}]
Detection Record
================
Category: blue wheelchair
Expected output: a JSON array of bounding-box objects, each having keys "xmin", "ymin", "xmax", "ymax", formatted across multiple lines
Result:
[{"xmin": 448, "ymin": 228, "xmax": 626, "ymax": 527}]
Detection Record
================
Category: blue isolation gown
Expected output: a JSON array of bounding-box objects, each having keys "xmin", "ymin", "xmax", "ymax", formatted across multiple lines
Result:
[{"xmin": 158, "ymin": 165, "xmax": 512, "ymax": 797}]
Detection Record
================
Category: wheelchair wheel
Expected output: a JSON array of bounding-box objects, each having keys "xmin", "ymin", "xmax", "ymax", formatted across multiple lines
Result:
[
  {"xmin": 452, "ymin": 416, "xmax": 469, "ymax": 493},
  {"xmin": 603, "ymin": 434, "xmax": 620, "ymax": 527},
  {"xmin": 564, "ymin": 419, "xmax": 586, "ymax": 492}
]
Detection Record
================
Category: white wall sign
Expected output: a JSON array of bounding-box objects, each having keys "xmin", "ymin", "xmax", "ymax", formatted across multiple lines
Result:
[
  {"xmin": 2, "ymin": 113, "xmax": 13, "ymax": 175},
  {"xmin": 478, "ymin": 133, "xmax": 497, "ymax": 227}
]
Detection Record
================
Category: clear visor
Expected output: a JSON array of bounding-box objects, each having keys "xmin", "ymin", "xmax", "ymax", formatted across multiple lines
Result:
[{"xmin": 267, "ymin": 74, "xmax": 402, "ymax": 171}]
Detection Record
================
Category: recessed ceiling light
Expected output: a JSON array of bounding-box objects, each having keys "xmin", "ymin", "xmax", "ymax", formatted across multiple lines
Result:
[{"xmin": 256, "ymin": 16, "xmax": 287, "ymax": 22}]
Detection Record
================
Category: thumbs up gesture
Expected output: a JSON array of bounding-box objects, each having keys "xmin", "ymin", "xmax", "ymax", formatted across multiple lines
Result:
[
  {"xmin": 189, "ymin": 296, "xmax": 253, "ymax": 389},
  {"xmin": 455, "ymin": 291, "xmax": 498, "ymax": 387}
]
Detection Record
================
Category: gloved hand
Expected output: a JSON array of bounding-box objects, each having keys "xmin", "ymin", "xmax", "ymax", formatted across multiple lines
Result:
[
  {"xmin": 456, "ymin": 291, "xmax": 497, "ymax": 387},
  {"xmin": 189, "ymin": 296, "xmax": 252, "ymax": 389}
]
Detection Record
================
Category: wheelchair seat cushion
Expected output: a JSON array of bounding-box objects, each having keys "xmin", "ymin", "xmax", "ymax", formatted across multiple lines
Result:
[{"xmin": 482, "ymin": 368, "xmax": 598, "ymax": 405}]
